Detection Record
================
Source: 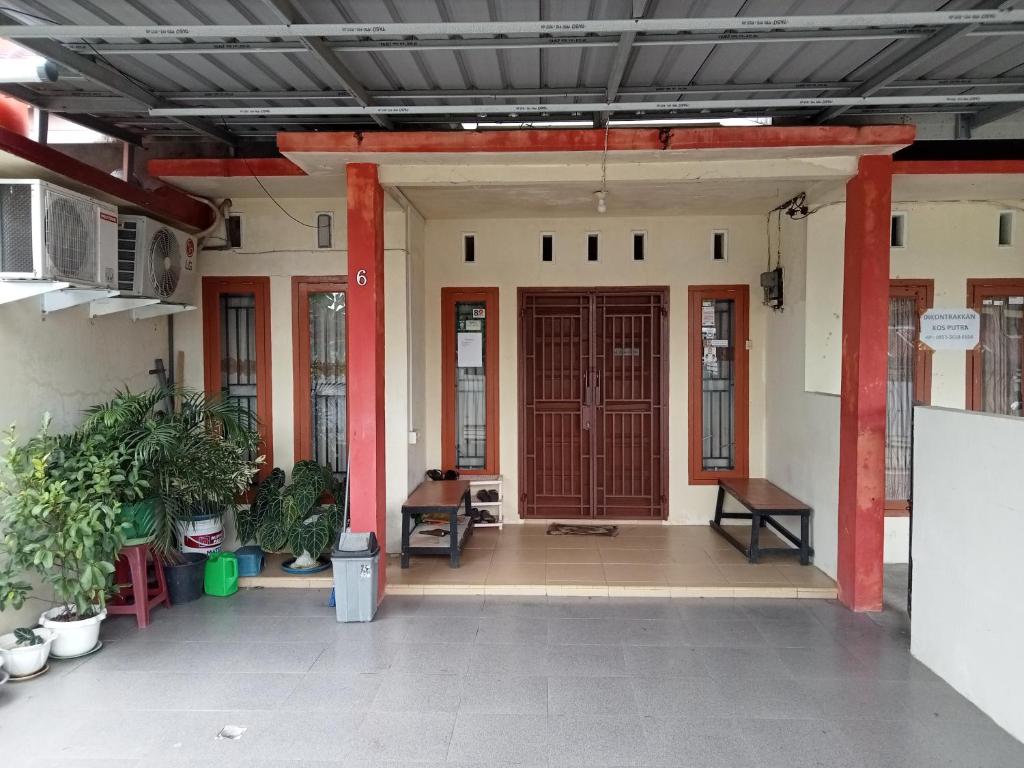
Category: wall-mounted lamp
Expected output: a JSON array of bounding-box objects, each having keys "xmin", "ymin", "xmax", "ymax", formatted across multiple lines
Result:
[{"xmin": 0, "ymin": 57, "xmax": 57, "ymax": 84}]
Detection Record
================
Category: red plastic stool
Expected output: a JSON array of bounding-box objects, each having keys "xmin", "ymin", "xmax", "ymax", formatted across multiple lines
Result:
[{"xmin": 107, "ymin": 543, "xmax": 170, "ymax": 628}]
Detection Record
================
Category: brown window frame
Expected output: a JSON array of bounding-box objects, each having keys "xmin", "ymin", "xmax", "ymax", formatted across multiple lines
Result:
[
  {"xmin": 966, "ymin": 277, "xmax": 1024, "ymax": 412},
  {"xmin": 292, "ymin": 276, "xmax": 347, "ymax": 467},
  {"xmin": 202, "ymin": 276, "xmax": 274, "ymax": 478},
  {"xmin": 886, "ymin": 279, "xmax": 934, "ymax": 517},
  {"xmin": 688, "ymin": 284, "xmax": 750, "ymax": 485},
  {"xmin": 441, "ymin": 287, "xmax": 500, "ymax": 476}
]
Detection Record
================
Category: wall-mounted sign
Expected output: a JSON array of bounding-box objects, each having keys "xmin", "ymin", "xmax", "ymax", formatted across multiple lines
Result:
[{"xmin": 920, "ymin": 308, "xmax": 980, "ymax": 350}]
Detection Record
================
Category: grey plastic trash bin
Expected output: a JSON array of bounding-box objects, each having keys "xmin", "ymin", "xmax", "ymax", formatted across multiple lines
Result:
[{"xmin": 331, "ymin": 531, "xmax": 380, "ymax": 623}]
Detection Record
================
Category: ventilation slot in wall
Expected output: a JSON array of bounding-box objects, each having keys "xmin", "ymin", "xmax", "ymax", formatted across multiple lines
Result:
[
  {"xmin": 315, "ymin": 212, "xmax": 333, "ymax": 249},
  {"xmin": 463, "ymin": 233, "xmax": 476, "ymax": 263},
  {"xmin": 998, "ymin": 211, "xmax": 1014, "ymax": 247},
  {"xmin": 633, "ymin": 231, "xmax": 646, "ymax": 261},
  {"xmin": 587, "ymin": 233, "xmax": 600, "ymax": 262},
  {"xmin": 541, "ymin": 233, "xmax": 553, "ymax": 262},
  {"xmin": 226, "ymin": 213, "xmax": 243, "ymax": 249},
  {"xmin": 712, "ymin": 230, "xmax": 727, "ymax": 261},
  {"xmin": 890, "ymin": 212, "xmax": 906, "ymax": 248}
]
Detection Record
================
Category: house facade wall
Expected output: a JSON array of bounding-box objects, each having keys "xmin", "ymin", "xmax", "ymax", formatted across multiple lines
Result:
[
  {"xmin": 422, "ymin": 214, "xmax": 772, "ymax": 525},
  {"xmin": 0, "ymin": 299, "xmax": 165, "ymax": 633}
]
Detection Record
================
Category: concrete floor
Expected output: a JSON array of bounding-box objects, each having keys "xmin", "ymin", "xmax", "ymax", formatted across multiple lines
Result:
[{"xmin": 2, "ymin": 587, "xmax": 1022, "ymax": 767}]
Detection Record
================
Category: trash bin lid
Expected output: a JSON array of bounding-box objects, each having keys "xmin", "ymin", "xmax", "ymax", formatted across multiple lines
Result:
[{"xmin": 332, "ymin": 531, "xmax": 379, "ymax": 558}]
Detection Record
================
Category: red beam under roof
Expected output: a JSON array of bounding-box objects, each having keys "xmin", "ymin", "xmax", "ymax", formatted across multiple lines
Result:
[
  {"xmin": 148, "ymin": 157, "xmax": 305, "ymax": 178},
  {"xmin": 277, "ymin": 125, "xmax": 915, "ymax": 155},
  {"xmin": 892, "ymin": 160, "xmax": 1024, "ymax": 175},
  {"xmin": 0, "ymin": 125, "xmax": 214, "ymax": 232}
]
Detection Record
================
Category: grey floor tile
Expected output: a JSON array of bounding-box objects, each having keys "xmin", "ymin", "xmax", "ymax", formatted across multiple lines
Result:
[
  {"xmin": 739, "ymin": 717, "xmax": 865, "ymax": 768},
  {"xmin": 685, "ymin": 618, "xmax": 765, "ymax": 647},
  {"xmin": 399, "ymin": 615, "xmax": 480, "ymax": 644},
  {"xmin": 369, "ymin": 673, "xmax": 462, "ymax": 713},
  {"xmin": 777, "ymin": 645, "xmax": 874, "ymax": 679},
  {"xmin": 698, "ymin": 646, "xmax": 794, "ymax": 680},
  {"xmin": 480, "ymin": 596, "xmax": 551, "ymax": 618},
  {"xmin": 447, "ymin": 713, "xmax": 549, "ymax": 764},
  {"xmin": 307, "ymin": 641, "xmax": 398, "ymax": 674},
  {"xmin": 549, "ymin": 618, "xmax": 626, "ymax": 645},
  {"xmin": 621, "ymin": 618, "xmax": 689, "ymax": 646},
  {"xmin": 223, "ymin": 641, "xmax": 327, "ymax": 674},
  {"xmin": 742, "ymin": 599, "xmax": 816, "ymax": 623},
  {"xmin": 714, "ymin": 677, "xmax": 823, "ymax": 719},
  {"xmin": 467, "ymin": 643, "xmax": 548, "ymax": 676},
  {"xmin": 840, "ymin": 716, "xmax": 1024, "ymax": 768},
  {"xmin": 549, "ymin": 675, "xmax": 639, "ymax": 715},
  {"xmin": 388, "ymin": 642, "xmax": 473, "ymax": 674},
  {"xmin": 547, "ymin": 596, "xmax": 615, "ymax": 619},
  {"xmin": 753, "ymin": 618, "xmax": 839, "ymax": 647},
  {"xmin": 349, "ymin": 712, "xmax": 456, "ymax": 763},
  {"xmin": 280, "ymin": 671, "xmax": 383, "ymax": 711},
  {"xmin": 458, "ymin": 674, "xmax": 548, "ymax": 714},
  {"xmin": 622, "ymin": 645, "xmax": 708, "ymax": 677},
  {"xmin": 475, "ymin": 615, "xmax": 549, "ymax": 644},
  {"xmin": 631, "ymin": 676, "xmax": 730, "ymax": 718},
  {"xmin": 546, "ymin": 644, "xmax": 629, "ymax": 677},
  {"xmin": 547, "ymin": 715, "xmax": 649, "ymax": 767},
  {"xmin": 642, "ymin": 716, "xmax": 758, "ymax": 768},
  {"xmin": 413, "ymin": 596, "xmax": 485, "ymax": 617},
  {"xmin": 675, "ymin": 598, "xmax": 752, "ymax": 622},
  {"xmin": 607, "ymin": 597, "xmax": 679, "ymax": 621}
]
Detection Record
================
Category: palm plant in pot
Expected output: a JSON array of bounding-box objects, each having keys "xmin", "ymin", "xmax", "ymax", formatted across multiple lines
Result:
[
  {"xmin": 80, "ymin": 387, "xmax": 262, "ymax": 603},
  {"xmin": 0, "ymin": 416, "xmax": 146, "ymax": 658},
  {"xmin": 237, "ymin": 461, "xmax": 341, "ymax": 572}
]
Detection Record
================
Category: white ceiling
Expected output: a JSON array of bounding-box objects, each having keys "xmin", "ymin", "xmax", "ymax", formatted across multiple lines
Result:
[{"xmin": 399, "ymin": 178, "xmax": 819, "ymax": 218}]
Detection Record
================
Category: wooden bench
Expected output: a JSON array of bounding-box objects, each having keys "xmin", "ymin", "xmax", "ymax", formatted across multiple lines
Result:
[
  {"xmin": 710, "ymin": 478, "xmax": 813, "ymax": 565},
  {"xmin": 400, "ymin": 480, "xmax": 473, "ymax": 568}
]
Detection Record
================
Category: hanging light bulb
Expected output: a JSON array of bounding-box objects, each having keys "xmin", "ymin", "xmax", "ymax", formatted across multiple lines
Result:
[{"xmin": 595, "ymin": 190, "xmax": 607, "ymax": 214}]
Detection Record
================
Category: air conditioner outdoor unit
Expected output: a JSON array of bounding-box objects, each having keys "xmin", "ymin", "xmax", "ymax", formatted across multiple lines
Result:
[
  {"xmin": 117, "ymin": 215, "xmax": 197, "ymax": 304},
  {"xmin": 0, "ymin": 179, "xmax": 118, "ymax": 288}
]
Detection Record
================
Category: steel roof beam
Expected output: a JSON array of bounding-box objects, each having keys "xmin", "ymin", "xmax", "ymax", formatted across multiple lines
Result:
[
  {"xmin": 0, "ymin": 11, "xmax": 234, "ymax": 146},
  {"xmin": 149, "ymin": 92, "xmax": 1024, "ymax": 118},
  {"xmin": 3, "ymin": 10, "xmax": 1024, "ymax": 40},
  {"xmin": 61, "ymin": 28, "xmax": 942, "ymax": 56},
  {"xmin": 600, "ymin": 0, "xmax": 653, "ymax": 127},
  {"xmin": 260, "ymin": 0, "xmax": 392, "ymax": 129},
  {"xmin": 814, "ymin": 0, "xmax": 1017, "ymax": 124},
  {"xmin": 970, "ymin": 102, "xmax": 1024, "ymax": 127}
]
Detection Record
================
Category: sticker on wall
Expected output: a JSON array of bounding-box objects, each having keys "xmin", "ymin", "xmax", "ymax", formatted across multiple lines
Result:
[
  {"xmin": 464, "ymin": 319, "xmax": 482, "ymax": 331},
  {"xmin": 457, "ymin": 332, "xmax": 483, "ymax": 368},
  {"xmin": 709, "ymin": 339, "xmax": 729, "ymax": 347},
  {"xmin": 701, "ymin": 302, "xmax": 715, "ymax": 326},
  {"xmin": 702, "ymin": 327, "xmax": 716, "ymax": 339},
  {"xmin": 472, "ymin": 307, "xmax": 486, "ymax": 318}
]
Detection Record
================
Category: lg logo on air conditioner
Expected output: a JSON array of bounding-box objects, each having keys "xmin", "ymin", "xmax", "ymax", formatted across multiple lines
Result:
[{"xmin": 184, "ymin": 238, "xmax": 195, "ymax": 271}]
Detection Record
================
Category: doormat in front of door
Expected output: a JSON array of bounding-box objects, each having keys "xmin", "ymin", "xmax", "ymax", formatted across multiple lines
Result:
[{"xmin": 546, "ymin": 523, "xmax": 619, "ymax": 537}]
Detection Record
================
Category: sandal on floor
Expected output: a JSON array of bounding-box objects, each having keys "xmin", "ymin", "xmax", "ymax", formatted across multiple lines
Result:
[
  {"xmin": 426, "ymin": 469, "xmax": 443, "ymax": 481},
  {"xmin": 443, "ymin": 469, "xmax": 460, "ymax": 480},
  {"xmin": 420, "ymin": 528, "xmax": 449, "ymax": 537}
]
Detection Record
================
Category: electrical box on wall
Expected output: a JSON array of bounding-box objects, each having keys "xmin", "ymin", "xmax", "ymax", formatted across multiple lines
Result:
[{"xmin": 760, "ymin": 267, "xmax": 784, "ymax": 310}]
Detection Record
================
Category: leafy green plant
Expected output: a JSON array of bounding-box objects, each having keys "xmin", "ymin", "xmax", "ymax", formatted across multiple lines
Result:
[
  {"xmin": 0, "ymin": 416, "xmax": 145, "ymax": 619},
  {"xmin": 14, "ymin": 628, "xmax": 42, "ymax": 647},
  {"xmin": 238, "ymin": 461, "xmax": 340, "ymax": 570},
  {"xmin": 79, "ymin": 387, "xmax": 262, "ymax": 558}
]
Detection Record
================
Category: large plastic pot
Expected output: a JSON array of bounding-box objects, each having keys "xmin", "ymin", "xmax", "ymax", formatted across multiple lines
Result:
[
  {"xmin": 0, "ymin": 628, "xmax": 54, "ymax": 676},
  {"xmin": 163, "ymin": 552, "xmax": 208, "ymax": 605},
  {"xmin": 39, "ymin": 606, "xmax": 105, "ymax": 658},
  {"xmin": 176, "ymin": 514, "xmax": 224, "ymax": 555}
]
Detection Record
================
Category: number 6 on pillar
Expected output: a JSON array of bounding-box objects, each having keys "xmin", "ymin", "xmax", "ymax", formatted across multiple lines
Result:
[{"xmin": 355, "ymin": 269, "xmax": 367, "ymax": 286}]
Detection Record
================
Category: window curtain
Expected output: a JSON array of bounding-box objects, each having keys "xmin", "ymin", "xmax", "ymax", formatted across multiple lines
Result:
[
  {"xmin": 981, "ymin": 301, "xmax": 1024, "ymax": 416},
  {"xmin": 886, "ymin": 297, "xmax": 916, "ymax": 502}
]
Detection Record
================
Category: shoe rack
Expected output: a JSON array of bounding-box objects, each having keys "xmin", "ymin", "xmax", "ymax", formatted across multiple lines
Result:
[{"xmin": 467, "ymin": 475, "xmax": 503, "ymax": 529}]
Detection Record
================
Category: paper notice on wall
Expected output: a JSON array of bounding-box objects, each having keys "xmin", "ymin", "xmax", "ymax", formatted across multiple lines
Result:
[
  {"xmin": 1010, "ymin": 296, "xmax": 1024, "ymax": 305},
  {"xmin": 703, "ymin": 347, "xmax": 718, "ymax": 365},
  {"xmin": 701, "ymin": 302, "xmax": 715, "ymax": 326},
  {"xmin": 702, "ymin": 327, "xmax": 716, "ymax": 339},
  {"xmin": 457, "ymin": 332, "xmax": 483, "ymax": 368},
  {"xmin": 710, "ymin": 339, "xmax": 729, "ymax": 347}
]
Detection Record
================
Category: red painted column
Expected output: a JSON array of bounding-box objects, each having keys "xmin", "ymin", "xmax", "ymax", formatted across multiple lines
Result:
[
  {"xmin": 837, "ymin": 155, "xmax": 892, "ymax": 612},
  {"xmin": 346, "ymin": 163, "xmax": 387, "ymax": 599}
]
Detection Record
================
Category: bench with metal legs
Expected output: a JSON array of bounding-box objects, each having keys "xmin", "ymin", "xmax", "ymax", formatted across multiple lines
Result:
[{"xmin": 710, "ymin": 479, "xmax": 813, "ymax": 565}]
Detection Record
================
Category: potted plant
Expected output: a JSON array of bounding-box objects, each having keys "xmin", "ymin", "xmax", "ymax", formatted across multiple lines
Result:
[
  {"xmin": 0, "ymin": 417, "xmax": 145, "ymax": 657},
  {"xmin": 0, "ymin": 627, "xmax": 55, "ymax": 677},
  {"xmin": 80, "ymin": 387, "xmax": 262, "ymax": 603},
  {"xmin": 237, "ymin": 461, "xmax": 340, "ymax": 572}
]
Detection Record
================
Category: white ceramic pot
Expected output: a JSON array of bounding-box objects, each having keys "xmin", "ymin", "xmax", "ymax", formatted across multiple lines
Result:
[
  {"xmin": 0, "ymin": 628, "xmax": 54, "ymax": 677},
  {"xmin": 39, "ymin": 606, "xmax": 106, "ymax": 658}
]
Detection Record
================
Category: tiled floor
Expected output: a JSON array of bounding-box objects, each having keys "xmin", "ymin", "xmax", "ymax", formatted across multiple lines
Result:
[
  {"xmin": 241, "ymin": 524, "xmax": 838, "ymax": 599},
  {"xmin": 387, "ymin": 523, "xmax": 837, "ymax": 598},
  {"xmin": 2, "ymin": 588, "xmax": 1022, "ymax": 767}
]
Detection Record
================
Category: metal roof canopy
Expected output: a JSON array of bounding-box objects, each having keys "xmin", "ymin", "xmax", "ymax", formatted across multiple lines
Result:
[{"xmin": 0, "ymin": 0, "xmax": 1022, "ymax": 148}]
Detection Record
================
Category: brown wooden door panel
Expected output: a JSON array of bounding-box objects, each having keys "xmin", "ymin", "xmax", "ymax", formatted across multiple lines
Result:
[
  {"xmin": 519, "ymin": 288, "xmax": 667, "ymax": 520},
  {"xmin": 520, "ymin": 293, "xmax": 592, "ymax": 518}
]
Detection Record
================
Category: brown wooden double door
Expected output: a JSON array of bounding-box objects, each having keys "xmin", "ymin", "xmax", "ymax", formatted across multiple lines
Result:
[{"xmin": 518, "ymin": 288, "xmax": 668, "ymax": 519}]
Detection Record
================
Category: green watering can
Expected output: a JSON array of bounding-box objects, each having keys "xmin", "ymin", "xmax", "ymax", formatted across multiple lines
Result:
[{"xmin": 204, "ymin": 552, "xmax": 239, "ymax": 597}]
